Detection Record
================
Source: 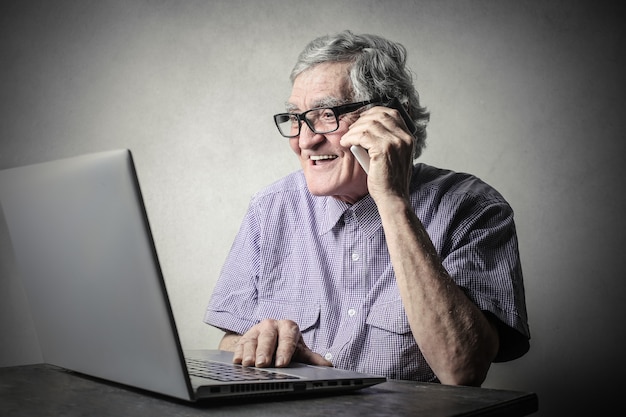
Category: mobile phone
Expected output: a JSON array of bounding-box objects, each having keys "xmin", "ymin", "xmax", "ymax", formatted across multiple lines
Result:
[{"xmin": 350, "ymin": 97, "xmax": 416, "ymax": 174}]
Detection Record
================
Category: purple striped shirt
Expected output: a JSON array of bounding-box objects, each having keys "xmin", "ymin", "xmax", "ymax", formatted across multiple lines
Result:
[{"xmin": 204, "ymin": 163, "xmax": 530, "ymax": 381}]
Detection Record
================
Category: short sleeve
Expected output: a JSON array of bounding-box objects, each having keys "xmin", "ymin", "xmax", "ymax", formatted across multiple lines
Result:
[
  {"xmin": 203, "ymin": 200, "xmax": 261, "ymax": 335},
  {"xmin": 441, "ymin": 196, "xmax": 530, "ymax": 361}
]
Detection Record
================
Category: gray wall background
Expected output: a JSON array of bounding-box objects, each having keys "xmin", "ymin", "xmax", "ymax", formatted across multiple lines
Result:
[{"xmin": 1, "ymin": 1, "xmax": 624, "ymax": 415}]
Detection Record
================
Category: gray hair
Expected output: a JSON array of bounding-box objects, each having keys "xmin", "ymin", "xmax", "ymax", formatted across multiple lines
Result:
[{"xmin": 290, "ymin": 31, "xmax": 430, "ymax": 159}]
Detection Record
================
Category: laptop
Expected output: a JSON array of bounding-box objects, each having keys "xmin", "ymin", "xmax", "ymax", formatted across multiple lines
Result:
[{"xmin": 0, "ymin": 149, "xmax": 386, "ymax": 402}]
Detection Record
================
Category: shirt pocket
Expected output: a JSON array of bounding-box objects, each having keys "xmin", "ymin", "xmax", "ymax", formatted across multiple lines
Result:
[
  {"xmin": 366, "ymin": 299, "xmax": 411, "ymax": 335},
  {"xmin": 365, "ymin": 299, "xmax": 432, "ymax": 381},
  {"xmin": 255, "ymin": 299, "xmax": 321, "ymax": 334}
]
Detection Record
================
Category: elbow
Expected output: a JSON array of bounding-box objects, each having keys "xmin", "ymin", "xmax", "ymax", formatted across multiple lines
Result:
[
  {"xmin": 438, "ymin": 364, "xmax": 491, "ymax": 387},
  {"xmin": 438, "ymin": 337, "xmax": 499, "ymax": 387}
]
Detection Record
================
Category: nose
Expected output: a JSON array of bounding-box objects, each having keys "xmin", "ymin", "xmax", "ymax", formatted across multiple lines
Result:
[{"xmin": 297, "ymin": 122, "xmax": 325, "ymax": 149}]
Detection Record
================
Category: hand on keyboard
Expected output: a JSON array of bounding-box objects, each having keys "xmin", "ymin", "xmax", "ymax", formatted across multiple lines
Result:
[{"xmin": 221, "ymin": 319, "xmax": 333, "ymax": 368}]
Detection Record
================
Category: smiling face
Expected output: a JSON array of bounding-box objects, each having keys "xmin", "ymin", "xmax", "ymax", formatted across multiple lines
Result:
[{"xmin": 287, "ymin": 62, "xmax": 369, "ymax": 204}]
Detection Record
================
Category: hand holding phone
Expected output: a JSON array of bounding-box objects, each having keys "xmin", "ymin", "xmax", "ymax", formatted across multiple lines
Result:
[{"xmin": 350, "ymin": 97, "xmax": 416, "ymax": 174}]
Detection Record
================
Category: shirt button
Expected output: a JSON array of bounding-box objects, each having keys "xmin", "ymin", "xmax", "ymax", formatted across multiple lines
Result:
[
  {"xmin": 351, "ymin": 252, "xmax": 360, "ymax": 261},
  {"xmin": 324, "ymin": 352, "xmax": 333, "ymax": 361},
  {"xmin": 347, "ymin": 308, "xmax": 356, "ymax": 317}
]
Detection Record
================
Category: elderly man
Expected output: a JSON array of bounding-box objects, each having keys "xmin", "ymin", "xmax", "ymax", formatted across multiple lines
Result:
[{"xmin": 204, "ymin": 31, "xmax": 530, "ymax": 386}]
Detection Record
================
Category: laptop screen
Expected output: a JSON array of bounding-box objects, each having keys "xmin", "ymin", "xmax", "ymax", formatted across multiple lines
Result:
[{"xmin": 0, "ymin": 150, "xmax": 193, "ymax": 400}]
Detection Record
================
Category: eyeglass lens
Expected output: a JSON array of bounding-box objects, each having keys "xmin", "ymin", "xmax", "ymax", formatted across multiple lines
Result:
[{"xmin": 276, "ymin": 108, "xmax": 339, "ymax": 137}]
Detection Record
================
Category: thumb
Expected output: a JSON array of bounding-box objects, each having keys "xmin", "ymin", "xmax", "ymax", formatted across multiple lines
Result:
[{"xmin": 293, "ymin": 339, "xmax": 333, "ymax": 367}]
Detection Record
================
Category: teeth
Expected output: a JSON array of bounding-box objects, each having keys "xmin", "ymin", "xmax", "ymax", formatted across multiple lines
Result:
[{"xmin": 310, "ymin": 155, "xmax": 338, "ymax": 161}]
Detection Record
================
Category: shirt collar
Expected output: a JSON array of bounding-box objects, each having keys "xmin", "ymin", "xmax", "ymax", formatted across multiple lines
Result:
[
  {"xmin": 319, "ymin": 194, "xmax": 382, "ymax": 238},
  {"xmin": 320, "ymin": 197, "xmax": 350, "ymax": 235},
  {"xmin": 316, "ymin": 165, "xmax": 423, "ymax": 237}
]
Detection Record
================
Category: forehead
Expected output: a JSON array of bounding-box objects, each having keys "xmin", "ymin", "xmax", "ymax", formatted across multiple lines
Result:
[{"xmin": 288, "ymin": 62, "xmax": 353, "ymax": 110}]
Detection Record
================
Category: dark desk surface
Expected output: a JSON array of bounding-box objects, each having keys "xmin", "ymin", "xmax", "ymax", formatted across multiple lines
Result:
[{"xmin": 0, "ymin": 364, "xmax": 537, "ymax": 417}]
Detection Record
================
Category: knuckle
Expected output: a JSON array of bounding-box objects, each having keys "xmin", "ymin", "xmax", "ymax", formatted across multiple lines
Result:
[
  {"xmin": 279, "ymin": 319, "xmax": 300, "ymax": 334},
  {"xmin": 256, "ymin": 318, "xmax": 279, "ymax": 333},
  {"xmin": 259, "ymin": 318, "xmax": 278, "ymax": 326}
]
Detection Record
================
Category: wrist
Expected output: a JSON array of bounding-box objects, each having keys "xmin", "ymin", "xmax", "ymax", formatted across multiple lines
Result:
[{"xmin": 374, "ymin": 193, "xmax": 412, "ymax": 218}]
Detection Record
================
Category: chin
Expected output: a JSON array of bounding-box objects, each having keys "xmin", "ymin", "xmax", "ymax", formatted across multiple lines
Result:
[
  {"xmin": 305, "ymin": 180, "xmax": 367, "ymax": 204},
  {"xmin": 302, "ymin": 165, "xmax": 367, "ymax": 200},
  {"xmin": 303, "ymin": 175, "xmax": 337, "ymax": 195},
  {"xmin": 306, "ymin": 183, "xmax": 335, "ymax": 197}
]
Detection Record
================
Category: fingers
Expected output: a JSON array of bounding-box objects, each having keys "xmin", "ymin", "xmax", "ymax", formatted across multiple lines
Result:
[
  {"xmin": 341, "ymin": 106, "xmax": 413, "ymax": 151},
  {"xmin": 341, "ymin": 106, "xmax": 414, "ymax": 200},
  {"xmin": 231, "ymin": 319, "xmax": 333, "ymax": 368},
  {"xmin": 233, "ymin": 321, "xmax": 279, "ymax": 367},
  {"xmin": 274, "ymin": 321, "xmax": 300, "ymax": 367},
  {"xmin": 232, "ymin": 332, "xmax": 257, "ymax": 366}
]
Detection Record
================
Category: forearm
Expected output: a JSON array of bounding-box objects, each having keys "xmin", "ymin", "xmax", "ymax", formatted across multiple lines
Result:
[{"xmin": 377, "ymin": 196, "xmax": 499, "ymax": 386}]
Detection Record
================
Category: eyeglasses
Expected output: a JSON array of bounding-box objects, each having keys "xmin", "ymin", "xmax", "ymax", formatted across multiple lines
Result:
[{"xmin": 273, "ymin": 98, "xmax": 383, "ymax": 138}]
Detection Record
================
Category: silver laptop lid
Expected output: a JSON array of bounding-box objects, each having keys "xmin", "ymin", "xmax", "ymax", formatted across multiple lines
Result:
[
  {"xmin": 0, "ymin": 149, "xmax": 386, "ymax": 401},
  {"xmin": 0, "ymin": 149, "xmax": 194, "ymax": 401}
]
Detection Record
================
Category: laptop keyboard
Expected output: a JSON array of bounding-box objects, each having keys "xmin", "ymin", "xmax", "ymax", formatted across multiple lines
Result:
[{"xmin": 186, "ymin": 358, "xmax": 300, "ymax": 382}]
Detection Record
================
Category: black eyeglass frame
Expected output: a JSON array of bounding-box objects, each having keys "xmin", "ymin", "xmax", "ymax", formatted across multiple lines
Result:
[{"xmin": 273, "ymin": 97, "xmax": 385, "ymax": 138}]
